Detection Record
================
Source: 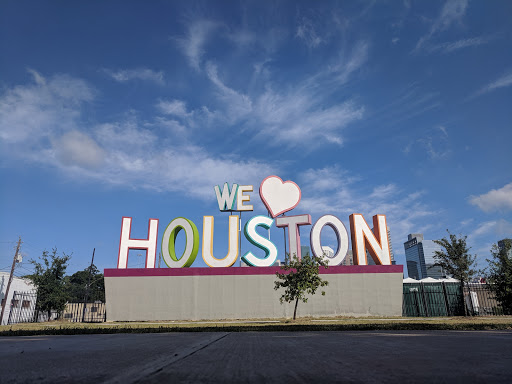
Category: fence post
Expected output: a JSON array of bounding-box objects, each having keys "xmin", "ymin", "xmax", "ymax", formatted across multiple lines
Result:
[
  {"xmin": 467, "ymin": 284, "xmax": 475, "ymax": 316},
  {"xmin": 421, "ymin": 283, "xmax": 430, "ymax": 317},
  {"xmin": 441, "ymin": 282, "xmax": 450, "ymax": 316}
]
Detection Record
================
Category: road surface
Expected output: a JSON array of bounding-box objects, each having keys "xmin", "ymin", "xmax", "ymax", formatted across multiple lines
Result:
[{"xmin": 1, "ymin": 330, "xmax": 511, "ymax": 383}]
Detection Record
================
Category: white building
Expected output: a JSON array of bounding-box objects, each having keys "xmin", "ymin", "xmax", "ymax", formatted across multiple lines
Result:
[{"xmin": 0, "ymin": 272, "xmax": 36, "ymax": 325}]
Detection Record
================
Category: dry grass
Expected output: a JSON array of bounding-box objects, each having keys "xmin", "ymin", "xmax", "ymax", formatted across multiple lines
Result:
[{"xmin": 1, "ymin": 316, "xmax": 512, "ymax": 336}]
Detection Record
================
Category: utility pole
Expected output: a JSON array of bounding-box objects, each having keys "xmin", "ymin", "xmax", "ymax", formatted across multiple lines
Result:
[
  {"xmin": 81, "ymin": 248, "xmax": 95, "ymax": 323},
  {"xmin": 0, "ymin": 237, "xmax": 22, "ymax": 325}
]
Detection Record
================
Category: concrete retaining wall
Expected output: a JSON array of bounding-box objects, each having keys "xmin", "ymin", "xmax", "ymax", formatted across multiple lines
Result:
[{"xmin": 104, "ymin": 265, "xmax": 403, "ymax": 321}]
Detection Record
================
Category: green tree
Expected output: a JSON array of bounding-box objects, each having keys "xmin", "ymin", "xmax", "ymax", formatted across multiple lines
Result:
[
  {"xmin": 28, "ymin": 248, "xmax": 71, "ymax": 320},
  {"xmin": 433, "ymin": 231, "xmax": 477, "ymax": 315},
  {"xmin": 274, "ymin": 253, "xmax": 329, "ymax": 320},
  {"xmin": 484, "ymin": 239, "xmax": 512, "ymax": 315},
  {"xmin": 65, "ymin": 264, "xmax": 105, "ymax": 303}
]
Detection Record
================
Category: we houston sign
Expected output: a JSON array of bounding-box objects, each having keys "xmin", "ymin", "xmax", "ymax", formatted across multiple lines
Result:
[{"xmin": 117, "ymin": 176, "xmax": 392, "ymax": 269}]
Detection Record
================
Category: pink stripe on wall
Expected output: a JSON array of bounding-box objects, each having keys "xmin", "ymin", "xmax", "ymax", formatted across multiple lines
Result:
[{"xmin": 104, "ymin": 264, "xmax": 403, "ymax": 277}]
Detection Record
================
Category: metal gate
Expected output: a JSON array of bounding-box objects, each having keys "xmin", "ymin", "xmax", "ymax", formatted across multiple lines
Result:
[
  {"xmin": 7, "ymin": 291, "xmax": 106, "ymax": 324},
  {"xmin": 403, "ymin": 282, "xmax": 501, "ymax": 317}
]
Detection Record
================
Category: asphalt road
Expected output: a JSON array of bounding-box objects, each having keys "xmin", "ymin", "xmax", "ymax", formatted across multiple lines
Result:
[{"xmin": 1, "ymin": 330, "xmax": 511, "ymax": 383}]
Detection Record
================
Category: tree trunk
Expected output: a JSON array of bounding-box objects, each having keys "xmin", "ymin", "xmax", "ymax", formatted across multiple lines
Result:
[{"xmin": 293, "ymin": 298, "xmax": 299, "ymax": 320}]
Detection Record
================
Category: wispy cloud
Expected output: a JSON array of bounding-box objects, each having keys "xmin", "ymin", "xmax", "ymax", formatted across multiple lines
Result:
[
  {"xmin": 104, "ymin": 68, "xmax": 165, "ymax": 85},
  {"xmin": 467, "ymin": 219, "xmax": 512, "ymax": 260},
  {"xmin": 414, "ymin": 0, "xmax": 469, "ymax": 52},
  {"xmin": 297, "ymin": 165, "xmax": 437, "ymax": 258},
  {"xmin": 169, "ymin": 20, "xmax": 368, "ymax": 148},
  {"xmin": 156, "ymin": 99, "xmax": 190, "ymax": 118},
  {"xmin": 403, "ymin": 125, "xmax": 451, "ymax": 160},
  {"xmin": 471, "ymin": 70, "xmax": 512, "ymax": 98},
  {"xmin": 468, "ymin": 219, "xmax": 512, "ymax": 259},
  {"xmin": 367, "ymin": 83, "xmax": 441, "ymax": 129},
  {"xmin": 253, "ymin": 89, "xmax": 364, "ymax": 147},
  {"xmin": 469, "ymin": 183, "xmax": 512, "ymax": 212},
  {"xmin": 205, "ymin": 62, "xmax": 253, "ymax": 123},
  {"xmin": 176, "ymin": 40, "xmax": 368, "ymax": 148},
  {"xmin": 0, "ymin": 69, "xmax": 93, "ymax": 143},
  {"xmin": 428, "ymin": 36, "xmax": 489, "ymax": 54},
  {"xmin": 422, "ymin": 126, "xmax": 450, "ymax": 159},
  {"xmin": 0, "ymin": 71, "xmax": 276, "ymax": 200},
  {"xmin": 174, "ymin": 20, "xmax": 219, "ymax": 71},
  {"xmin": 53, "ymin": 130, "xmax": 105, "ymax": 169},
  {"xmin": 328, "ymin": 41, "xmax": 369, "ymax": 84},
  {"xmin": 296, "ymin": 16, "xmax": 323, "ymax": 48}
]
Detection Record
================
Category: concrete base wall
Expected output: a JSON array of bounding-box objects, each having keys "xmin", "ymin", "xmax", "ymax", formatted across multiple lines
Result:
[{"xmin": 104, "ymin": 265, "xmax": 403, "ymax": 321}]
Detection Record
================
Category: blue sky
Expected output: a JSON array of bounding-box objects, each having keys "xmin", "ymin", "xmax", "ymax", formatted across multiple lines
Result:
[{"xmin": 1, "ymin": 0, "xmax": 511, "ymax": 277}]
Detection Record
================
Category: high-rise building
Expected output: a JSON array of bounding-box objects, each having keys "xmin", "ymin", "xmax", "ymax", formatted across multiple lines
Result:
[
  {"xmin": 342, "ymin": 249, "xmax": 353, "ymax": 266},
  {"xmin": 498, "ymin": 239, "xmax": 512, "ymax": 259},
  {"xmin": 404, "ymin": 233, "xmax": 444, "ymax": 279}
]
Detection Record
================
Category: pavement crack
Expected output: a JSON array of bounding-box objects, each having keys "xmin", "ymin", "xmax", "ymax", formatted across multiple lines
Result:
[
  {"xmin": 146, "ymin": 332, "xmax": 231, "ymax": 377},
  {"xmin": 106, "ymin": 332, "xmax": 231, "ymax": 384}
]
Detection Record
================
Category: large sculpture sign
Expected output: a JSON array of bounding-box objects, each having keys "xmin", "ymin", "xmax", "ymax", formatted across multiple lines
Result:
[{"xmin": 117, "ymin": 175, "xmax": 391, "ymax": 269}]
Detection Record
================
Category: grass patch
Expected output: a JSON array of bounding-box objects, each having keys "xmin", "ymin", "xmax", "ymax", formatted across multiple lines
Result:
[{"xmin": 1, "ymin": 317, "xmax": 511, "ymax": 336}]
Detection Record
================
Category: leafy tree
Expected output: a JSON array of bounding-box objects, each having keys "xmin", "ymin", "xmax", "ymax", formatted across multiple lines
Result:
[
  {"xmin": 28, "ymin": 248, "xmax": 71, "ymax": 320},
  {"xmin": 433, "ymin": 231, "xmax": 477, "ymax": 282},
  {"xmin": 274, "ymin": 253, "xmax": 329, "ymax": 320},
  {"xmin": 65, "ymin": 264, "xmax": 105, "ymax": 303},
  {"xmin": 484, "ymin": 239, "xmax": 512, "ymax": 315},
  {"xmin": 433, "ymin": 231, "xmax": 477, "ymax": 315}
]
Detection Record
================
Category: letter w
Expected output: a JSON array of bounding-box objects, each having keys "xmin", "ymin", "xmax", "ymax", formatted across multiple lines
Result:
[{"xmin": 214, "ymin": 183, "xmax": 238, "ymax": 211}]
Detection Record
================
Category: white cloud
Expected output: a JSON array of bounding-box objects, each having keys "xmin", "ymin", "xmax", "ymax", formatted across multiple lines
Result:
[
  {"xmin": 0, "ymin": 71, "xmax": 277, "ymax": 201},
  {"xmin": 156, "ymin": 99, "xmax": 190, "ymax": 118},
  {"xmin": 27, "ymin": 68, "xmax": 46, "ymax": 85},
  {"xmin": 174, "ymin": 20, "xmax": 219, "ymax": 71},
  {"xmin": 472, "ymin": 70, "xmax": 512, "ymax": 98},
  {"xmin": 329, "ymin": 41, "xmax": 368, "ymax": 84},
  {"xmin": 297, "ymin": 165, "xmax": 437, "ymax": 257},
  {"xmin": 54, "ymin": 130, "xmax": 105, "ymax": 169},
  {"xmin": 429, "ymin": 36, "xmax": 488, "ymax": 53},
  {"xmin": 177, "ymin": 49, "xmax": 367, "ymax": 148},
  {"xmin": 170, "ymin": 21, "xmax": 368, "ymax": 148},
  {"xmin": 254, "ymin": 89, "xmax": 364, "ymax": 147},
  {"xmin": 104, "ymin": 68, "xmax": 165, "ymax": 85},
  {"xmin": 433, "ymin": 0, "xmax": 468, "ymax": 33},
  {"xmin": 87, "ymin": 118, "xmax": 276, "ymax": 199},
  {"xmin": 469, "ymin": 183, "xmax": 512, "ymax": 212},
  {"xmin": 205, "ymin": 62, "xmax": 253, "ymax": 122},
  {"xmin": 415, "ymin": 0, "xmax": 469, "ymax": 52},
  {"xmin": 296, "ymin": 17, "xmax": 322, "ymax": 48},
  {"xmin": 0, "ymin": 69, "xmax": 93, "ymax": 143},
  {"xmin": 412, "ymin": 126, "xmax": 451, "ymax": 160},
  {"xmin": 467, "ymin": 219, "xmax": 512, "ymax": 260}
]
